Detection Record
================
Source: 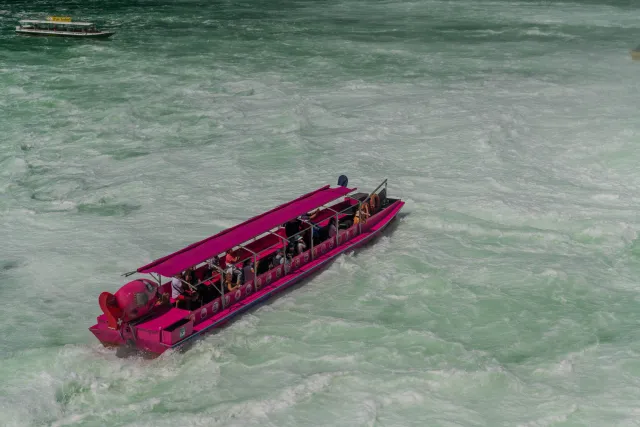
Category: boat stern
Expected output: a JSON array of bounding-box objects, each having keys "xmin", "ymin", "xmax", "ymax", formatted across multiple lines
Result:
[{"xmin": 89, "ymin": 317, "xmax": 124, "ymax": 348}]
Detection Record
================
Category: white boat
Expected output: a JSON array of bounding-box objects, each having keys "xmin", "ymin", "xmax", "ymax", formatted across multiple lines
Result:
[{"xmin": 16, "ymin": 16, "xmax": 114, "ymax": 39}]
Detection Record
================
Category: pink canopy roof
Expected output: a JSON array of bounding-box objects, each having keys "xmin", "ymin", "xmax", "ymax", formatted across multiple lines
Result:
[{"xmin": 137, "ymin": 185, "xmax": 355, "ymax": 277}]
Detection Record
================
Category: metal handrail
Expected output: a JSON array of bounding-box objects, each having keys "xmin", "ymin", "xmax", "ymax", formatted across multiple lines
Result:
[{"xmin": 361, "ymin": 179, "xmax": 388, "ymax": 206}]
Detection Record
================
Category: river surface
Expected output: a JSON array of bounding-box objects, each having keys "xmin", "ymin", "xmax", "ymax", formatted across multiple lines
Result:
[{"xmin": 2, "ymin": 0, "xmax": 640, "ymax": 426}]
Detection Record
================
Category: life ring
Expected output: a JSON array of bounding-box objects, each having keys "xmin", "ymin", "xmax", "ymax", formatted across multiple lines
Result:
[{"xmin": 369, "ymin": 194, "xmax": 380, "ymax": 214}]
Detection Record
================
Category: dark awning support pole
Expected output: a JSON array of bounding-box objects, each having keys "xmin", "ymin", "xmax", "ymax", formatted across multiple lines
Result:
[
  {"xmin": 299, "ymin": 218, "xmax": 315, "ymax": 260},
  {"xmin": 209, "ymin": 264, "xmax": 227, "ymax": 308}
]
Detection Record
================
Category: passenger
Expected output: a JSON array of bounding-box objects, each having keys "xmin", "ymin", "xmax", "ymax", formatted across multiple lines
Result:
[
  {"xmin": 203, "ymin": 257, "xmax": 219, "ymax": 280},
  {"xmin": 354, "ymin": 210, "xmax": 360, "ymax": 225},
  {"xmin": 328, "ymin": 217, "xmax": 338, "ymax": 238},
  {"xmin": 225, "ymin": 263, "xmax": 242, "ymax": 290},
  {"xmin": 310, "ymin": 222, "xmax": 321, "ymax": 245},
  {"xmin": 354, "ymin": 204, "xmax": 370, "ymax": 225},
  {"xmin": 295, "ymin": 235, "xmax": 307, "ymax": 255},
  {"xmin": 171, "ymin": 274, "xmax": 183, "ymax": 300},
  {"xmin": 207, "ymin": 256, "xmax": 219, "ymax": 270},
  {"xmin": 284, "ymin": 251, "xmax": 293, "ymax": 269},
  {"xmin": 242, "ymin": 259, "xmax": 254, "ymax": 284},
  {"xmin": 184, "ymin": 268, "xmax": 198, "ymax": 286},
  {"xmin": 225, "ymin": 270, "xmax": 240, "ymax": 292},
  {"xmin": 171, "ymin": 274, "xmax": 198, "ymax": 310},
  {"xmin": 156, "ymin": 292, "xmax": 170, "ymax": 306},
  {"xmin": 274, "ymin": 249, "xmax": 285, "ymax": 266},
  {"xmin": 225, "ymin": 250, "xmax": 238, "ymax": 267},
  {"xmin": 286, "ymin": 243, "xmax": 295, "ymax": 259}
]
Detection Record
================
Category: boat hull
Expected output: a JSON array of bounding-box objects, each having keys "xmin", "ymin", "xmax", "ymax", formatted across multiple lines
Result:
[
  {"xmin": 16, "ymin": 29, "xmax": 114, "ymax": 38},
  {"xmin": 632, "ymin": 50, "xmax": 640, "ymax": 60},
  {"xmin": 90, "ymin": 198, "xmax": 404, "ymax": 356}
]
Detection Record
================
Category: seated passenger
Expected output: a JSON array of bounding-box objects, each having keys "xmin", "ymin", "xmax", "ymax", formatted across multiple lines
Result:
[
  {"xmin": 171, "ymin": 274, "xmax": 198, "ymax": 310},
  {"xmin": 295, "ymin": 235, "xmax": 307, "ymax": 255},
  {"xmin": 225, "ymin": 250, "xmax": 238, "ymax": 267},
  {"xmin": 225, "ymin": 271, "xmax": 240, "ymax": 292},
  {"xmin": 225, "ymin": 263, "xmax": 242, "ymax": 290},
  {"xmin": 171, "ymin": 274, "xmax": 183, "ymax": 300},
  {"xmin": 354, "ymin": 205, "xmax": 370, "ymax": 225},
  {"xmin": 285, "ymin": 251, "xmax": 292, "ymax": 269},
  {"xmin": 311, "ymin": 223, "xmax": 322, "ymax": 245},
  {"xmin": 286, "ymin": 243, "xmax": 295, "ymax": 258},
  {"xmin": 201, "ymin": 257, "xmax": 219, "ymax": 280},
  {"xmin": 156, "ymin": 292, "xmax": 170, "ymax": 306},
  {"xmin": 328, "ymin": 217, "xmax": 338, "ymax": 238},
  {"xmin": 274, "ymin": 249, "xmax": 285, "ymax": 266},
  {"xmin": 242, "ymin": 259, "xmax": 254, "ymax": 284},
  {"xmin": 207, "ymin": 256, "xmax": 219, "ymax": 270},
  {"xmin": 184, "ymin": 268, "xmax": 198, "ymax": 286}
]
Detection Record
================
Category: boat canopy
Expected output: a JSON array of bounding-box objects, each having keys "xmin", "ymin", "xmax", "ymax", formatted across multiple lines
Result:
[
  {"xmin": 137, "ymin": 185, "xmax": 355, "ymax": 277},
  {"xmin": 19, "ymin": 20, "xmax": 95, "ymax": 26}
]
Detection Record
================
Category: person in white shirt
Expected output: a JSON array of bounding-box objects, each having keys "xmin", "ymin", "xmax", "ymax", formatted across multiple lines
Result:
[
  {"xmin": 295, "ymin": 235, "xmax": 307, "ymax": 255},
  {"xmin": 171, "ymin": 275, "xmax": 184, "ymax": 300}
]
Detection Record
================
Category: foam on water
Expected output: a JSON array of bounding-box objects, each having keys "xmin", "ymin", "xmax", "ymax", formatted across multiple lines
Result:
[{"xmin": 2, "ymin": 0, "xmax": 640, "ymax": 425}]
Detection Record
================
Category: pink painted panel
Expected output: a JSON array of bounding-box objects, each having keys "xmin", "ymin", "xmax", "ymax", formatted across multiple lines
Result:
[
  {"xmin": 347, "ymin": 224, "xmax": 359, "ymax": 240},
  {"xmin": 326, "ymin": 236, "xmax": 336, "ymax": 251},
  {"xmin": 137, "ymin": 328, "xmax": 160, "ymax": 342},
  {"xmin": 273, "ymin": 265, "xmax": 284, "ymax": 281},
  {"xmin": 243, "ymin": 281, "xmax": 256, "ymax": 297},
  {"xmin": 255, "ymin": 273, "xmax": 265, "ymax": 291},
  {"xmin": 301, "ymin": 249, "xmax": 311, "ymax": 265},
  {"xmin": 195, "ymin": 297, "xmax": 222, "ymax": 325},
  {"xmin": 161, "ymin": 318, "xmax": 193, "ymax": 345},
  {"xmin": 136, "ymin": 307, "xmax": 190, "ymax": 331},
  {"xmin": 362, "ymin": 208, "xmax": 386, "ymax": 232},
  {"xmin": 223, "ymin": 287, "xmax": 242, "ymax": 307},
  {"xmin": 291, "ymin": 253, "xmax": 305, "ymax": 272}
]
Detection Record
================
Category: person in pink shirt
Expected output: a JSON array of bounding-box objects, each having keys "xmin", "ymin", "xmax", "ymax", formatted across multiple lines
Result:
[{"xmin": 225, "ymin": 250, "xmax": 238, "ymax": 267}]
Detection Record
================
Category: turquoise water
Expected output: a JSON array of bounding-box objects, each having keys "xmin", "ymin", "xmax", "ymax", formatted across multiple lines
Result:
[{"xmin": 2, "ymin": 0, "xmax": 640, "ymax": 425}]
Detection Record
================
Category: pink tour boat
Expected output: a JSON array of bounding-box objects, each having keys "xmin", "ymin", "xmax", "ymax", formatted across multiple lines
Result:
[{"xmin": 89, "ymin": 177, "xmax": 404, "ymax": 356}]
